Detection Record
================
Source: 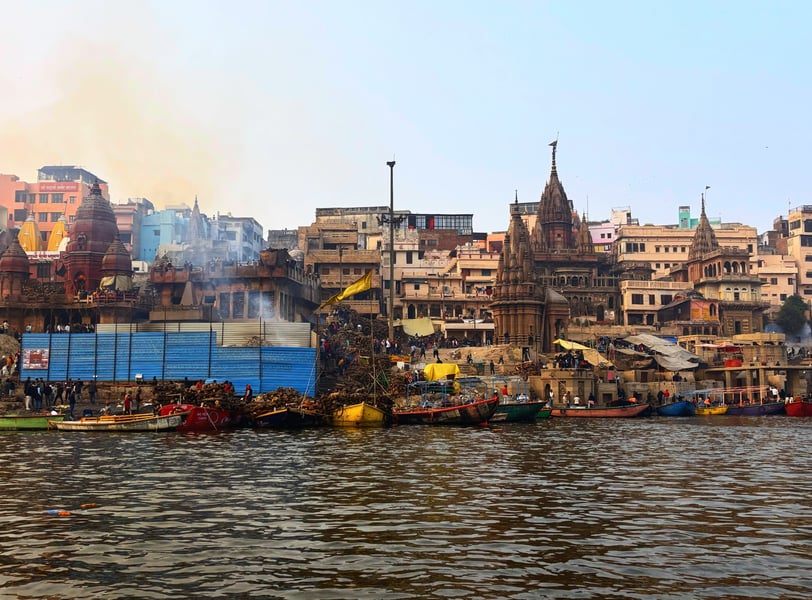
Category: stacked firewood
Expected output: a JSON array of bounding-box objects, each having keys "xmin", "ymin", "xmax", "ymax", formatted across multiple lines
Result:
[{"xmin": 245, "ymin": 387, "xmax": 321, "ymax": 418}]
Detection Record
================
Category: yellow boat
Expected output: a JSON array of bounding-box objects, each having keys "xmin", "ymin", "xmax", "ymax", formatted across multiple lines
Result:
[
  {"xmin": 695, "ymin": 405, "xmax": 728, "ymax": 416},
  {"xmin": 330, "ymin": 401, "xmax": 388, "ymax": 427}
]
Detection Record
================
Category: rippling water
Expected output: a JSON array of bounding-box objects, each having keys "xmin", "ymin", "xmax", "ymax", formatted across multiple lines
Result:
[{"xmin": 1, "ymin": 417, "xmax": 811, "ymax": 599}]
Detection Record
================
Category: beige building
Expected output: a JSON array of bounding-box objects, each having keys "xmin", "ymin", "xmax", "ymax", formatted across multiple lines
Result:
[
  {"xmin": 785, "ymin": 205, "xmax": 812, "ymax": 303},
  {"xmin": 619, "ymin": 279, "xmax": 693, "ymax": 326},
  {"xmin": 752, "ymin": 252, "xmax": 797, "ymax": 311},
  {"xmin": 614, "ymin": 222, "xmax": 758, "ymax": 280}
]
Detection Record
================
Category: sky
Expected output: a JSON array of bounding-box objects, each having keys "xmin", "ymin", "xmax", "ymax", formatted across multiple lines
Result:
[{"xmin": 1, "ymin": 0, "xmax": 810, "ymax": 236}]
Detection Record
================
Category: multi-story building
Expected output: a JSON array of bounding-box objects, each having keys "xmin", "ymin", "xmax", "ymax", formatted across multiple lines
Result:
[
  {"xmin": 614, "ymin": 220, "xmax": 758, "ymax": 280},
  {"xmin": 211, "ymin": 214, "xmax": 264, "ymax": 263},
  {"xmin": 112, "ymin": 197, "xmax": 154, "ymax": 259},
  {"xmin": 0, "ymin": 166, "xmax": 109, "ymax": 244},
  {"xmin": 785, "ymin": 205, "xmax": 812, "ymax": 302},
  {"xmin": 752, "ymin": 252, "xmax": 797, "ymax": 310}
]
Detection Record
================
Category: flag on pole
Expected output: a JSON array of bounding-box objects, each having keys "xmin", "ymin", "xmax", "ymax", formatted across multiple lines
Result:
[{"xmin": 319, "ymin": 270, "xmax": 373, "ymax": 310}]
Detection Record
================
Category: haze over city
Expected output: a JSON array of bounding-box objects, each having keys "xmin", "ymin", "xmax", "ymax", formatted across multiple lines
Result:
[{"xmin": 1, "ymin": 0, "xmax": 809, "ymax": 234}]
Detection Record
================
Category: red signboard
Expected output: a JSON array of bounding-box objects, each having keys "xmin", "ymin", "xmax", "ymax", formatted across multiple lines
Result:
[
  {"xmin": 22, "ymin": 349, "xmax": 50, "ymax": 369},
  {"xmin": 39, "ymin": 182, "xmax": 79, "ymax": 193}
]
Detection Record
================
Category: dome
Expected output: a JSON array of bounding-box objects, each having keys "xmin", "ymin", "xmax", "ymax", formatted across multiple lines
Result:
[
  {"xmin": 0, "ymin": 235, "xmax": 31, "ymax": 275},
  {"xmin": 65, "ymin": 181, "xmax": 119, "ymax": 254},
  {"xmin": 101, "ymin": 235, "xmax": 133, "ymax": 275}
]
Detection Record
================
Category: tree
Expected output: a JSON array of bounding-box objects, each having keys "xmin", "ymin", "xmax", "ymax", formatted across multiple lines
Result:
[{"xmin": 775, "ymin": 295, "xmax": 808, "ymax": 337}]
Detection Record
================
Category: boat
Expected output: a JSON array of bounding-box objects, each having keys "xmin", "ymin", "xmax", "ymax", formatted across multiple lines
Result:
[
  {"xmin": 50, "ymin": 413, "xmax": 182, "ymax": 432},
  {"xmin": 329, "ymin": 401, "xmax": 388, "ymax": 427},
  {"xmin": 157, "ymin": 403, "xmax": 245, "ymax": 432},
  {"xmin": 0, "ymin": 413, "xmax": 65, "ymax": 430},
  {"xmin": 725, "ymin": 401, "xmax": 786, "ymax": 416},
  {"xmin": 254, "ymin": 405, "xmax": 325, "ymax": 428},
  {"xmin": 656, "ymin": 400, "xmax": 696, "ymax": 417},
  {"xmin": 551, "ymin": 403, "xmax": 651, "ymax": 418},
  {"xmin": 491, "ymin": 397, "xmax": 548, "ymax": 423},
  {"xmin": 393, "ymin": 396, "xmax": 499, "ymax": 425},
  {"xmin": 785, "ymin": 398, "xmax": 812, "ymax": 417},
  {"xmin": 694, "ymin": 405, "xmax": 728, "ymax": 416}
]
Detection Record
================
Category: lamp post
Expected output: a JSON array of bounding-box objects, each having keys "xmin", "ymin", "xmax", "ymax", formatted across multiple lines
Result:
[{"xmin": 386, "ymin": 160, "xmax": 396, "ymax": 341}]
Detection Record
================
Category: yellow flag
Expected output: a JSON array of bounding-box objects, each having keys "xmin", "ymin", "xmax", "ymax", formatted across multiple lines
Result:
[{"xmin": 319, "ymin": 270, "xmax": 373, "ymax": 309}]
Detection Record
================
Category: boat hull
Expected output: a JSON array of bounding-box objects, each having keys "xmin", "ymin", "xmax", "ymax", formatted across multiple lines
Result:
[
  {"xmin": 785, "ymin": 400, "xmax": 812, "ymax": 417},
  {"xmin": 51, "ymin": 414, "xmax": 182, "ymax": 432},
  {"xmin": 158, "ymin": 404, "xmax": 244, "ymax": 432},
  {"xmin": 254, "ymin": 407, "xmax": 325, "ymax": 428},
  {"xmin": 695, "ymin": 405, "xmax": 728, "ymax": 416},
  {"xmin": 393, "ymin": 397, "xmax": 499, "ymax": 425},
  {"xmin": 491, "ymin": 400, "xmax": 547, "ymax": 423},
  {"xmin": 725, "ymin": 402, "xmax": 786, "ymax": 416},
  {"xmin": 330, "ymin": 402, "xmax": 387, "ymax": 427},
  {"xmin": 551, "ymin": 403, "xmax": 651, "ymax": 418},
  {"xmin": 656, "ymin": 400, "xmax": 696, "ymax": 417},
  {"xmin": 0, "ymin": 414, "xmax": 65, "ymax": 430}
]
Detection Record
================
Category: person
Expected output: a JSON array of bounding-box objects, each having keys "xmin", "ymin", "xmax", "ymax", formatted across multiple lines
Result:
[
  {"xmin": 501, "ymin": 384, "xmax": 509, "ymax": 398},
  {"xmin": 574, "ymin": 396, "xmax": 581, "ymax": 406},
  {"xmin": 498, "ymin": 355, "xmax": 504, "ymax": 365},
  {"xmin": 588, "ymin": 392, "xmax": 596, "ymax": 407},
  {"xmin": 548, "ymin": 389, "xmax": 554, "ymax": 406},
  {"xmin": 489, "ymin": 360, "xmax": 495, "ymax": 375},
  {"xmin": 123, "ymin": 391, "xmax": 132, "ymax": 415},
  {"xmin": 466, "ymin": 352, "xmax": 473, "ymax": 364},
  {"xmin": 68, "ymin": 386, "xmax": 76, "ymax": 419},
  {"xmin": 243, "ymin": 384, "xmax": 253, "ymax": 402},
  {"xmin": 135, "ymin": 388, "xmax": 142, "ymax": 412},
  {"xmin": 87, "ymin": 380, "xmax": 97, "ymax": 405}
]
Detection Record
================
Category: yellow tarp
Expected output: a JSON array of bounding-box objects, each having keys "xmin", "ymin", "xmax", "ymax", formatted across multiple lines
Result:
[
  {"xmin": 423, "ymin": 363, "xmax": 461, "ymax": 381},
  {"xmin": 555, "ymin": 338, "xmax": 590, "ymax": 350},
  {"xmin": 555, "ymin": 339, "xmax": 613, "ymax": 367},
  {"xmin": 401, "ymin": 317, "xmax": 436, "ymax": 337}
]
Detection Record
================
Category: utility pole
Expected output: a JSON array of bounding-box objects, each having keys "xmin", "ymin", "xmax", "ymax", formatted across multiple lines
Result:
[{"xmin": 386, "ymin": 160, "xmax": 396, "ymax": 341}]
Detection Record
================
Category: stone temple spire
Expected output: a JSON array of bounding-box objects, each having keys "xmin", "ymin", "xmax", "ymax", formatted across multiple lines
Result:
[
  {"xmin": 688, "ymin": 192, "xmax": 719, "ymax": 260},
  {"xmin": 533, "ymin": 137, "xmax": 574, "ymax": 251}
]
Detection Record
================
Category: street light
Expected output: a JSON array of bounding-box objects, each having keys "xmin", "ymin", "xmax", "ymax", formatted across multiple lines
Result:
[{"xmin": 386, "ymin": 160, "xmax": 396, "ymax": 341}]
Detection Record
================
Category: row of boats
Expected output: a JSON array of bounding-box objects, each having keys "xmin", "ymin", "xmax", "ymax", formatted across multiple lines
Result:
[{"xmin": 2, "ymin": 394, "xmax": 810, "ymax": 432}]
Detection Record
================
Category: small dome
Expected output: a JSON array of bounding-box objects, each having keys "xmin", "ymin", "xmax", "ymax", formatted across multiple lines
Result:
[
  {"xmin": 101, "ymin": 235, "xmax": 133, "ymax": 275},
  {"xmin": 0, "ymin": 235, "xmax": 31, "ymax": 275}
]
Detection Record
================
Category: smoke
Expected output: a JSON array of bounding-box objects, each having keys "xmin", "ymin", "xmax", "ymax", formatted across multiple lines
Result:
[{"xmin": 0, "ymin": 4, "xmax": 235, "ymax": 214}]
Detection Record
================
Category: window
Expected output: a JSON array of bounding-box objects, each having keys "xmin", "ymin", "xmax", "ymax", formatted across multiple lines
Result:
[
  {"xmin": 69, "ymin": 196, "xmax": 77, "ymax": 204},
  {"xmin": 648, "ymin": 294, "xmax": 655, "ymax": 305},
  {"xmin": 482, "ymin": 269, "xmax": 491, "ymax": 276},
  {"xmin": 39, "ymin": 193, "xmax": 48, "ymax": 203},
  {"xmin": 342, "ymin": 268, "xmax": 350, "ymax": 276},
  {"xmin": 661, "ymin": 294, "xmax": 672, "ymax": 305},
  {"xmin": 406, "ymin": 251, "xmax": 413, "ymax": 264},
  {"xmin": 51, "ymin": 193, "xmax": 64, "ymax": 203},
  {"xmin": 14, "ymin": 191, "xmax": 26, "ymax": 203},
  {"xmin": 321, "ymin": 267, "xmax": 330, "ymax": 275},
  {"xmin": 655, "ymin": 263, "xmax": 660, "ymax": 269},
  {"xmin": 37, "ymin": 263, "xmax": 50, "ymax": 279},
  {"xmin": 50, "ymin": 212, "xmax": 62, "ymax": 222},
  {"xmin": 770, "ymin": 278, "xmax": 778, "ymax": 285},
  {"xmin": 631, "ymin": 294, "xmax": 644, "ymax": 305},
  {"xmin": 780, "ymin": 293, "xmax": 788, "ymax": 301},
  {"xmin": 789, "ymin": 278, "xmax": 795, "ymax": 285},
  {"xmin": 232, "ymin": 293, "xmax": 245, "ymax": 318},
  {"xmin": 681, "ymin": 246, "xmax": 686, "ymax": 253},
  {"xmin": 655, "ymin": 246, "xmax": 661, "ymax": 252},
  {"xmin": 38, "ymin": 212, "xmax": 48, "ymax": 222},
  {"xmin": 361, "ymin": 221, "xmax": 367, "ymax": 229},
  {"xmin": 354, "ymin": 268, "xmax": 361, "ymax": 275},
  {"xmin": 664, "ymin": 246, "xmax": 669, "ymax": 253}
]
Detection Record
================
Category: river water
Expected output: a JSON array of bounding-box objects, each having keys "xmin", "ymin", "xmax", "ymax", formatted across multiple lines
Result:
[{"xmin": 1, "ymin": 416, "xmax": 811, "ymax": 599}]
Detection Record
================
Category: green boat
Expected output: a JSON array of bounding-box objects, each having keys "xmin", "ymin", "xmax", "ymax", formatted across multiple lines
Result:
[
  {"xmin": 491, "ymin": 400, "xmax": 548, "ymax": 423},
  {"xmin": 0, "ymin": 413, "xmax": 65, "ymax": 430}
]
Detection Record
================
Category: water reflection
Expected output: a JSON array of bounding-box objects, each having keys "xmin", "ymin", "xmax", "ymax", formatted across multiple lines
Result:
[{"xmin": 1, "ymin": 417, "xmax": 811, "ymax": 598}]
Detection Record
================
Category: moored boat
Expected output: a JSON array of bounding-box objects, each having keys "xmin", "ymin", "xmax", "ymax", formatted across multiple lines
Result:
[
  {"xmin": 785, "ymin": 399, "xmax": 812, "ymax": 417},
  {"xmin": 393, "ymin": 395, "xmax": 499, "ymax": 425},
  {"xmin": 694, "ymin": 405, "xmax": 728, "ymax": 416},
  {"xmin": 0, "ymin": 413, "xmax": 65, "ymax": 430},
  {"xmin": 50, "ymin": 413, "xmax": 182, "ymax": 432},
  {"xmin": 491, "ymin": 399, "xmax": 547, "ymax": 423},
  {"xmin": 551, "ymin": 403, "xmax": 651, "ymax": 418},
  {"xmin": 725, "ymin": 401, "xmax": 786, "ymax": 416},
  {"xmin": 254, "ymin": 406, "xmax": 325, "ymax": 428},
  {"xmin": 157, "ymin": 403, "xmax": 245, "ymax": 432},
  {"xmin": 656, "ymin": 400, "xmax": 696, "ymax": 417},
  {"xmin": 330, "ymin": 401, "xmax": 388, "ymax": 427}
]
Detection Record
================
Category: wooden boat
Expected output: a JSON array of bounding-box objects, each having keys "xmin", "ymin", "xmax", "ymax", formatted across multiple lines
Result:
[
  {"xmin": 330, "ymin": 401, "xmax": 388, "ymax": 427},
  {"xmin": 393, "ymin": 396, "xmax": 499, "ymax": 425},
  {"xmin": 491, "ymin": 399, "xmax": 547, "ymax": 423},
  {"xmin": 656, "ymin": 400, "xmax": 696, "ymax": 417},
  {"xmin": 254, "ymin": 406, "xmax": 325, "ymax": 428},
  {"xmin": 0, "ymin": 413, "xmax": 65, "ymax": 430},
  {"xmin": 537, "ymin": 407, "xmax": 553, "ymax": 419},
  {"xmin": 50, "ymin": 413, "xmax": 182, "ymax": 432},
  {"xmin": 157, "ymin": 403, "xmax": 245, "ymax": 432},
  {"xmin": 694, "ymin": 405, "xmax": 728, "ymax": 416},
  {"xmin": 785, "ymin": 399, "xmax": 812, "ymax": 417},
  {"xmin": 551, "ymin": 403, "xmax": 651, "ymax": 418},
  {"xmin": 725, "ymin": 401, "xmax": 786, "ymax": 416}
]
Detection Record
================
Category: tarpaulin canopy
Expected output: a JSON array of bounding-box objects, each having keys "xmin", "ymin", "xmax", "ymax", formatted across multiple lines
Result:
[
  {"xmin": 423, "ymin": 363, "xmax": 461, "ymax": 382},
  {"xmin": 555, "ymin": 339, "xmax": 613, "ymax": 367},
  {"xmin": 99, "ymin": 275, "xmax": 133, "ymax": 291},
  {"xmin": 401, "ymin": 317, "xmax": 436, "ymax": 338},
  {"xmin": 624, "ymin": 333, "xmax": 701, "ymax": 371}
]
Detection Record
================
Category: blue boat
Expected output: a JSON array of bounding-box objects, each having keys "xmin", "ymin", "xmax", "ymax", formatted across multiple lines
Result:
[{"xmin": 656, "ymin": 400, "xmax": 696, "ymax": 417}]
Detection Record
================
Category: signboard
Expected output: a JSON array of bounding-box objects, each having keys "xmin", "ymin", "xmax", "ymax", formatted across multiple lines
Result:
[
  {"xmin": 22, "ymin": 349, "xmax": 50, "ymax": 369},
  {"xmin": 39, "ymin": 182, "xmax": 79, "ymax": 193}
]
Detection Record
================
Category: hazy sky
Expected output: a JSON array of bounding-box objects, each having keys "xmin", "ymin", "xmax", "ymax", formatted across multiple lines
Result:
[{"xmin": 1, "ymin": 1, "xmax": 809, "ymax": 235}]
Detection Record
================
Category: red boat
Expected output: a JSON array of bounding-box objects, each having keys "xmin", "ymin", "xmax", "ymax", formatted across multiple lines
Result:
[
  {"xmin": 393, "ymin": 396, "xmax": 499, "ymax": 425},
  {"xmin": 551, "ymin": 403, "xmax": 652, "ymax": 418},
  {"xmin": 785, "ymin": 399, "xmax": 812, "ymax": 417},
  {"xmin": 158, "ymin": 403, "xmax": 245, "ymax": 432}
]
